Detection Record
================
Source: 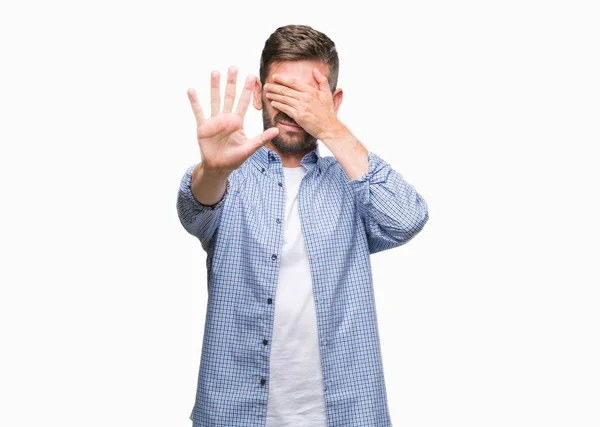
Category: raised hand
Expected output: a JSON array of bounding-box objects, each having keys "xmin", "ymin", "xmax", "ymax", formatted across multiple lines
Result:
[{"xmin": 187, "ymin": 66, "xmax": 279, "ymax": 176}]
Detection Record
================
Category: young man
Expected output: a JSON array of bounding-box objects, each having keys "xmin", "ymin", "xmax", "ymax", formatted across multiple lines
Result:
[{"xmin": 177, "ymin": 24, "xmax": 429, "ymax": 427}]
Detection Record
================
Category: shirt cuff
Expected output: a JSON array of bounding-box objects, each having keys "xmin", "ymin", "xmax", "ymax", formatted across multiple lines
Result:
[
  {"xmin": 346, "ymin": 151, "xmax": 389, "ymax": 213},
  {"xmin": 180, "ymin": 164, "xmax": 230, "ymax": 212}
]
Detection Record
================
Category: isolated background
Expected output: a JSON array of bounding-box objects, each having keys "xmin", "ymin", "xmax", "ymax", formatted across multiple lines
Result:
[{"xmin": 1, "ymin": 0, "xmax": 599, "ymax": 426}]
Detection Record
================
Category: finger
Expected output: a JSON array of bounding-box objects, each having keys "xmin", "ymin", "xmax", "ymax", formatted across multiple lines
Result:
[
  {"xmin": 265, "ymin": 82, "xmax": 302, "ymax": 100},
  {"xmin": 272, "ymin": 73, "xmax": 313, "ymax": 93},
  {"xmin": 247, "ymin": 127, "xmax": 280, "ymax": 152},
  {"xmin": 235, "ymin": 74, "xmax": 255, "ymax": 119},
  {"xmin": 222, "ymin": 66, "xmax": 238, "ymax": 113},
  {"xmin": 270, "ymin": 100, "xmax": 296, "ymax": 118},
  {"xmin": 187, "ymin": 88, "xmax": 206, "ymax": 127},
  {"xmin": 210, "ymin": 70, "xmax": 220, "ymax": 118},
  {"xmin": 313, "ymin": 68, "xmax": 330, "ymax": 92},
  {"xmin": 265, "ymin": 92, "xmax": 301, "ymax": 110}
]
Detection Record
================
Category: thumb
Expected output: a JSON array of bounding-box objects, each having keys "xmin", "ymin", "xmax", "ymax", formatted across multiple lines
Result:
[
  {"xmin": 313, "ymin": 68, "xmax": 329, "ymax": 92},
  {"xmin": 248, "ymin": 126, "xmax": 279, "ymax": 152}
]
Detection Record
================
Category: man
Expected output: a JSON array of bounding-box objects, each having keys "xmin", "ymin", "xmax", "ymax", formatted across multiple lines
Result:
[{"xmin": 177, "ymin": 24, "xmax": 429, "ymax": 427}]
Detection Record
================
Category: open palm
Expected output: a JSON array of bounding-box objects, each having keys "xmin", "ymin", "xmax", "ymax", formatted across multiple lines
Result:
[{"xmin": 187, "ymin": 66, "xmax": 279, "ymax": 175}]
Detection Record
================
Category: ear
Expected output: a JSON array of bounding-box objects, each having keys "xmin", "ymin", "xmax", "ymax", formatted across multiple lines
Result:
[
  {"xmin": 332, "ymin": 88, "xmax": 343, "ymax": 115},
  {"xmin": 252, "ymin": 77, "xmax": 264, "ymax": 110}
]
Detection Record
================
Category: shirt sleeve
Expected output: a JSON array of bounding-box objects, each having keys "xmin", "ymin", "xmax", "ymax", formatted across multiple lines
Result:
[
  {"xmin": 347, "ymin": 151, "xmax": 429, "ymax": 254},
  {"xmin": 176, "ymin": 163, "xmax": 231, "ymax": 248}
]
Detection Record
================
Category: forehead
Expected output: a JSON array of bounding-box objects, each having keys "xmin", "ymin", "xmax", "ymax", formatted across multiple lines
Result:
[{"xmin": 267, "ymin": 60, "xmax": 329, "ymax": 89}]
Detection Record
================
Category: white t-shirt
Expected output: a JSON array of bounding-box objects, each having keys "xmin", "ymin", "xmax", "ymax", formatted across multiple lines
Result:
[{"xmin": 265, "ymin": 165, "xmax": 327, "ymax": 427}]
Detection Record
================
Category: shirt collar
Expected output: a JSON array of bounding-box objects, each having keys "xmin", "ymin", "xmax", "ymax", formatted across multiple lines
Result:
[{"xmin": 250, "ymin": 143, "xmax": 321, "ymax": 174}]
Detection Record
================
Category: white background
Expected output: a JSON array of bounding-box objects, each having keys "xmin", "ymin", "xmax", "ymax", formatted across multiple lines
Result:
[{"xmin": 1, "ymin": 0, "xmax": 599, "ymax": 426}]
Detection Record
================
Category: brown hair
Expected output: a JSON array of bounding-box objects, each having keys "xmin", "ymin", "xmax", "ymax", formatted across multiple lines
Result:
[{"xmin": 259, "ymin": 24, "xmax": 339, "ymax": 93}]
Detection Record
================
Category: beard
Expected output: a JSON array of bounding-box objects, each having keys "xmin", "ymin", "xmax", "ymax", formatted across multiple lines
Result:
[{"xmin": 261, "ymin": 101, "xmax": 317, "ymax": 154}]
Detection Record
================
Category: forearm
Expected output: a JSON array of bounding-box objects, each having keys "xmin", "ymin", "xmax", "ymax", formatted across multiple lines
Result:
[
  {"xmin": 320, "ymin": 123, "xmax": 369, "ymax": 181},
  {"xmin": 191, "ymin": 162, "xmax": 231, "ymax": 206}
]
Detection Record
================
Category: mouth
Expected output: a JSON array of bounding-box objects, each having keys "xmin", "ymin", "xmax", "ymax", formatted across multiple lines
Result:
[{"xmin": 279, "ymin": 121, "xmax": 303, "ymax": 131}]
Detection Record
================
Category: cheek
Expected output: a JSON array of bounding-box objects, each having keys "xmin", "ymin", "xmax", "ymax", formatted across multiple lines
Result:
[
  {"xmin": 263, "ymin": 96, "xmax": 273, "ymax": 110},
  {"xmin": 265, "ymin": 100, "xmax": 280, "ymax": 116}
]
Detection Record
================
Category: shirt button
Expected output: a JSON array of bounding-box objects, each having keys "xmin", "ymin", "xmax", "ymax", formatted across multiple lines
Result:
[
  {"xmin": 276, "ymin": 218, "xmax": 281, "ymax": 224},
  {"xmin": 267, "ymin": 298, "xmax": 273, "ymax": 304},
  {"xmin": 261, "ymin": 378, "xmax": 266, "ymax": 386},
  {"xmin": 261, "ymin": 168, "xmax": 265, "ymax": 172},
  {"xmin": 263, "ymin": 339, "xmax": 268, "ymax": 345},
  {"xmin": 271, "ymin": 254, "xmax": 277, "ymax": 260},
  {"xmin": 278, "ymin": 182, "xmax": 282, "ymax": 187}
]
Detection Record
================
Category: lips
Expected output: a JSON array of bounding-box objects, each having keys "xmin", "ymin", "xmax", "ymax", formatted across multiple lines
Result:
[{"xmin": 280, "ymin": 121, "xmax": 301, "ymax": 128}]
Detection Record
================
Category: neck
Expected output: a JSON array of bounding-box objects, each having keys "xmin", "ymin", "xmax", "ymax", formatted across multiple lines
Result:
[{"xmin": 264, "ymin": 142, "xmax": 313, "ymax": 167}]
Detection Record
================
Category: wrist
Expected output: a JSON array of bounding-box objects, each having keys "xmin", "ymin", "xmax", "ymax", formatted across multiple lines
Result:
[
  {"xmin": 319, "ymin": 122, "xmax": 349, "ymax": 143},
  {"xmin": 196, "ymin": 162, "xmax": 232, "ymax": 179}
]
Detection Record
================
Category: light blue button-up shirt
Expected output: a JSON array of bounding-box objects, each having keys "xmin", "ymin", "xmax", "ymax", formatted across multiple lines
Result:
[{"xmin": 176, "ymin": 143, "xmax": 429, "ymax": 426}]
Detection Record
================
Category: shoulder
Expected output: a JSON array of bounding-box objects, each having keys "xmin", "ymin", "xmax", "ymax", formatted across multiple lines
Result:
[
  {"xmin": 319, "ymin": 155, "xmax": 341, "ymax": 176},
  {"xmin": 319, "ymin": 154, "xmax": 355, "ymax": 185},
  {"xmin": 229, "ymin": 157, "xmax": 253, "ymax": 192}
]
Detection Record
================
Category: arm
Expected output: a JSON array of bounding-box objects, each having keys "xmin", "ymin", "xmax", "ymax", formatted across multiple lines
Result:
[
  {"xmin": 178, "ymin": 66, "xmax": 279, "ymax": 249},
  {"xmin": 347, "ymin": 150, "xmax": 429, "ymax": 254},
  {"xmin": 264, "ymin": 68, "xmax": 428, "ymax": 251},
  {"xmin": 321, "ymin": 123, "xmax": 429, "ymax": 254},
  {"xmin": 176, "ymin": 162, "xmax": 232, "ymax": 249}
]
